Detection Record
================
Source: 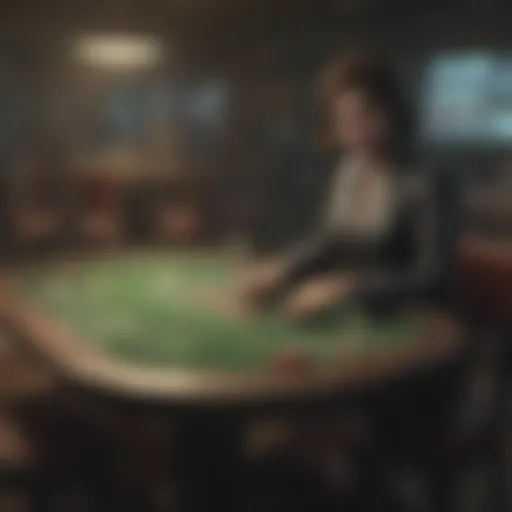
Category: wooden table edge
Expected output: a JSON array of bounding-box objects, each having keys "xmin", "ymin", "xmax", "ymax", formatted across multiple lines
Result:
[
  {"xmin": 0, "ymin": 301, "xmax": 464, "ymax": 407},
  {"xmin": 0, "ymin": 271, "xmax": 465, "ymax": 408}
]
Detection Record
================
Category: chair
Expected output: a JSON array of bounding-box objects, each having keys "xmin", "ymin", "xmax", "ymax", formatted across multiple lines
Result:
[
  {"xmin": 153, "ymin": 178, "xmax": 206, "ymax": 245},
  {"xmin": 8, "ymin": 163, "xmax": 67, "ymax": 252},
  {"xmin": 74, "ymin": 172, "xmax": 125, "ymax": 246},
  {"xmin": 0, "ymin": 332, "xmax": 53, "ymax": 511}
]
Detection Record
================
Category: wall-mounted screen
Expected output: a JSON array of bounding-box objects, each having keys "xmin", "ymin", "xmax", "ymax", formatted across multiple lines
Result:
[{"xmin": 422, "ymin": 52, "xmax": 512, "ymax": 145}]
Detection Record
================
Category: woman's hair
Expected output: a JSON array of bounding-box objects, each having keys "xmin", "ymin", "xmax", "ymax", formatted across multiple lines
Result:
[{"xmin": 318, "ymin": 50, "xmax": 413, "ymax": 156}]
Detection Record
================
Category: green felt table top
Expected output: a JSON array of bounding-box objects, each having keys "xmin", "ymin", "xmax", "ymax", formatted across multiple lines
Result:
[{"xmin": 15, "ymin": 253, "xmax": 424, "ymax": 372}]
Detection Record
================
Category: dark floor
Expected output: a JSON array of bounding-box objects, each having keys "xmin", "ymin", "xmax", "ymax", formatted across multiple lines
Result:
[{"xmin": 0, "ymin": 332, "xmax": 510, "ymax": 512}]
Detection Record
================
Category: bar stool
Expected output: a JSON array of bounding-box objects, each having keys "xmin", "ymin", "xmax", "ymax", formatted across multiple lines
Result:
[
  {"xmin": 8, "ymin": 163, "xmax": 67, "ymax": 253},
  {"xmin": 74, "ymin": 172, "xmax": 125, "ymax": 247}
]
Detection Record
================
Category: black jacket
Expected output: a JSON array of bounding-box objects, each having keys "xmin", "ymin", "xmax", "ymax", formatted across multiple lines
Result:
[{"xmin": 277, "ymin": 164, "xmax": 441, "ymax": 308}]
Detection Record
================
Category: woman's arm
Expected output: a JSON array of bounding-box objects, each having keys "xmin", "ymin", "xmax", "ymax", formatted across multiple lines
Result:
[
  {"xmin": 274, "ymin": 158, "xmax": 363, "ymax": 289},
  {"xmin": 354, "ymin": 173, "xmax": 440, "ymax": 304},
  {"xmin": 277, "ymin": 230, "xmax": 344, "ymax": 285}
]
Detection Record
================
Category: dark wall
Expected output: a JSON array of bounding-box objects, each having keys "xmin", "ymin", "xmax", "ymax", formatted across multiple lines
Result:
[{"xmin": 1, "ymin": 0, "xmax": 511, "ymax": 249}]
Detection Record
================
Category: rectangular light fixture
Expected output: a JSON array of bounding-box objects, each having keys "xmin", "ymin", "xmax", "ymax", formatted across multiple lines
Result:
[{"xmin": 74, "ymin": 34, "xmax": 163, "ymax": 69}]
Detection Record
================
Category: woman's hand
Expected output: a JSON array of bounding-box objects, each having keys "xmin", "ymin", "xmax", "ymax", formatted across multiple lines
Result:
[
  {"xmin": 283, "ymin": 273, "xmax": 354, "ymax": 321},
  {"xmin": 238, "ymin": 260, "xmax": 285, "ymax": 308}
]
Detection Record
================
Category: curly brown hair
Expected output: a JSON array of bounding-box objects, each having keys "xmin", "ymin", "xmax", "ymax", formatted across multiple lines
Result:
[{"xmin": 318, "ymin": 50, "xmax": 412, "ymax": 155}]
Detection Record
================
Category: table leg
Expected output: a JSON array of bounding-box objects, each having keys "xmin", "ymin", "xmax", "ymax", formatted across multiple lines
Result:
[{"xmin": 175, "ymin": 414, "xmax": 246, "ymax": 512}]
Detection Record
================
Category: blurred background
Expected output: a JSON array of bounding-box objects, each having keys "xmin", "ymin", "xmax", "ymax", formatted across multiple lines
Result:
[
  {"xmin": 0, "ymin": 0, "xmax": 511, "ymax": 511},
  {"xmin": 1, "ymin": 0, "xmax": 512, "ymax": 252},
  {"xmin": 0, "ymin": 0, "xmax": 511, "ymax": 251}
]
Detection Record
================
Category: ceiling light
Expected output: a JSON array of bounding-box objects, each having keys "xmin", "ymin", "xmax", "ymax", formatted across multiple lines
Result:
[{"xmin": 74, "ymin": 34, "xmax": 163, "ymax": 69}]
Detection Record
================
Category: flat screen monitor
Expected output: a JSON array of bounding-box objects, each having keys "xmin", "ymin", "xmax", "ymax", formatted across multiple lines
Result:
[{"xmin": 422, "ymin": 52, "xmax": 512, "ymax": 146}]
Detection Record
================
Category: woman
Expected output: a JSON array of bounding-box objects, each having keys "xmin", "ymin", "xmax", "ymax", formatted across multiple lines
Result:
[
  {"xmin": 245, "ymin": 53, "xmax": 450, "ymax": 510},
  {"xmin": 241, "ymin": 52, "xmax": 439, "ymax": 319}
]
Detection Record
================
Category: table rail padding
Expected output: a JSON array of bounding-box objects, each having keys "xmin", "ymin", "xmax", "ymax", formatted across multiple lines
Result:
[{"xmin": 0, "ymin": 278, "xmax": 463, "ymax": 408}]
